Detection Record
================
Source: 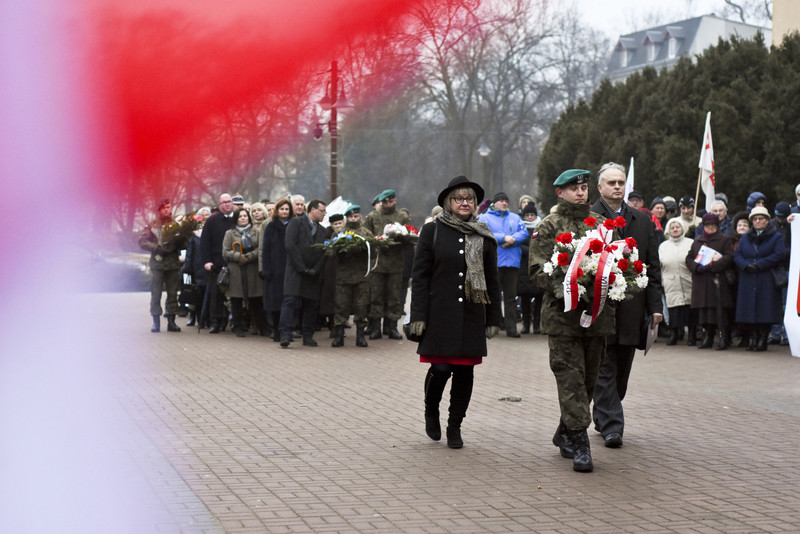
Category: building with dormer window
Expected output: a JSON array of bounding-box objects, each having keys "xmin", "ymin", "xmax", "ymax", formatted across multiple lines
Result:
[{"xmin": 606, "ymin": 15, "xmax": 771, "ymax": 84}]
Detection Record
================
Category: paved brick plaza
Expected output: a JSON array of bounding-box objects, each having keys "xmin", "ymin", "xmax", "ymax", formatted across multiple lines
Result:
[{"xmin": 92, "ymin": 293, "xmax": 799, "ymax": 533}]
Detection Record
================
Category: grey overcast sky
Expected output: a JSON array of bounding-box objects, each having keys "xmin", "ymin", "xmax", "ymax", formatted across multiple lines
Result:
[{"xmin": 574, "ymin": 0, "xmax": 757, "ymax": 38}]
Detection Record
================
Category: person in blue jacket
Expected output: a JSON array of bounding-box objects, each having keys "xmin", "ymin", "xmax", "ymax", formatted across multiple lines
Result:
[{"xmin": 478, "ymin": 192, "xmax": 529, "ymax": 337}]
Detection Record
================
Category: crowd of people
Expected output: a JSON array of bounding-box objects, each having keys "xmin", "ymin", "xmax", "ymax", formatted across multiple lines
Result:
[{"xmin": 139, "ymin": 174, "xmax": 796, "ymax": 473}]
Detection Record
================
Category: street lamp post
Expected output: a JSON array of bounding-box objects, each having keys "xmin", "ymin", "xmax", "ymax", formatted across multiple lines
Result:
[
  {"xmin": 314, "ymin": 60, "xmax": 352, "ymax": 200},
  {"xmin": 477, "ymin": 142, "xmax": 491, "ymax": 190}
]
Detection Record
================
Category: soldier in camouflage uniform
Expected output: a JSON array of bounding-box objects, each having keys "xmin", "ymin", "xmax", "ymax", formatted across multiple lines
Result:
[
  {"xmin": 330, "ymin": 205, "xmax": 374, "ymax": 347},
  {"xmin": 528, "ymin": 170, "xmax": 616, "ymax": 472},
  {"xmin": 139, "ymin": 199, "xmax": 197, "ymax": 333},
  {"xmin": 363, "ymin": 189, "xmax": 411, "ymax": 340}
]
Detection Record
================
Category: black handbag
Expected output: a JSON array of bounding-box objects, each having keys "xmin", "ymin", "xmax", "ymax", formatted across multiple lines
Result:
[
  {"xmin": 216, "ymin": 265, "xmax": 230, "ymax": 286},
  {"xmin": 772, "ymin": 266, "xmax": 788, "ymax": 288}
]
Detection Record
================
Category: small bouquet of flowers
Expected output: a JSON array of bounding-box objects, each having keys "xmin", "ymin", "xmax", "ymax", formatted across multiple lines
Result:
[
  {"xmin": 382, "ymin": 222, "xmax": 419, "ymax": 245},
  {"xmin": 542, "ymin": 216, "xmax": 648, "ymax": 327}
]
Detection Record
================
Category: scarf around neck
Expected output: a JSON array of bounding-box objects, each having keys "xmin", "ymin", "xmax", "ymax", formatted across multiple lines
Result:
[{"xmin": 436, "ymin": 209, "xmax": 496, "ymax": 304}]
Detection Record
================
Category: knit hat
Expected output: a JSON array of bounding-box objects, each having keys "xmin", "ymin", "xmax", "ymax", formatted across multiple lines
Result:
[
  {"xmin": 492, "ymin": 192, "xmax": 509, "ymax": 203},
  {"xmin": 521, "ymin": 202, "xmax": 538, "ymax": 216},
  {"xmin": 650, "ymin": 197, "xmax": 665, "ymax": 210}
]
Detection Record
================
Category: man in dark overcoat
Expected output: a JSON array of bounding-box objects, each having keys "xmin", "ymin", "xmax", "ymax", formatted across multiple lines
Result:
[
  {"xmin": 200, "ymin": 193, "xmax": 235, "ymax": 333},
  {"xmin": 590, "ymin": 162, "xmax": 663, "ymax": 449},
  {"xmin": 278, "ymin": 199, "xmax": 329, "ymax": 347}
]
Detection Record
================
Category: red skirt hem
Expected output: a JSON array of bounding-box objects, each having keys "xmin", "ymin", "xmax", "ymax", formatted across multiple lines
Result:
[{"xmin": 420, "ymin": 355, "xmax": 482, "ymax": 366}]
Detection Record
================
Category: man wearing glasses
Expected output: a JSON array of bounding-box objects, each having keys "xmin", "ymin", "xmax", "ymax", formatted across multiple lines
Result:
[
  {"xmin": 278, "ymin": 199, "xmax": 329, "ymax": 348},
  {"xmin": 479, "ymin": 192, "xmax": 529, "ymax": 337}
]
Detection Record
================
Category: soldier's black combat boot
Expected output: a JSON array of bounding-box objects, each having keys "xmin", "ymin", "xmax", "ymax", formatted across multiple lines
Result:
[
  {"xmin": 383, "ymin": 319, "xmax": 403, "ymax": 340},
  {"xmin": 355, "ymin": 326, "xmax": 368, "ymax": 347},
  {"xmin": 424, "ymin": 368, "xmax": 448, "ymax": 441},
  {"xmin": 552, "ymin": 419, "xmax": 574, "ymax": 459},
  {"xmin": 369, "ymin": 319, "xmax": 382, "ymax": 340},
  {"xmin": 331, "ymin": 325, "xmax": 344, "ymax": 347},
  {"xmin": 568, "ymin": 429, "xmax": 593, "ymax": 472},
  {"xmin": 166, "ymin": 315, "xmax": 181, "ymax": 332},
  {"xmin": 151, "ymin": 314, "xmax": 160, "ymax": 333}
]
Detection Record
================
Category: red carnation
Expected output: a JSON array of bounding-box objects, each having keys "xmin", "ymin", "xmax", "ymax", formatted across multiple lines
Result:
[
  {"xmin": 603, "ymin": 218, "xmax": 616, "ymax": 230},
  {"xmin": 589, "ymin": 239, "xmax": 604, "ymax": 253},
  {"xmin": 614, "ymin": 216, "xmax": 626, "ymax": 228},
  {"xmin": 557, "ymin": 252, "xmax": 570, "ymax": 266},
  {"xmin": 405, "ymin": 224, "xmax": 418, "ymax": 235},
  {"xmin": 625, "ymin": 237, "xmax": 637, "ymax": 249},
  {"xmin": 618, "ymin": 258, "xmax": 630, "ymax": 271},
  {"xmin": 556, "ymin": 233, "xmax": 573, "ymax": 245},
  {"xmin": 577, "ymin": 268, "xmax": 584, "ymax": 278},
  {"xmin": 608, "ymin": 273, "xmax": 616, "ymax": 284},
  {"xmin": 584, "ymin": 217, "xmax": 597, "ymax": 227},
  {"xmin": 634, "ymin": 260, "xmax": 644, "ymax": 274}
]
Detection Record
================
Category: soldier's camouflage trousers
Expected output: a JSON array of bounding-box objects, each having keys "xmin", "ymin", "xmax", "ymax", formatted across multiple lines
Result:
[{"xmin": 548, "ymin": 335, "xmax": 605, "ymax": 431}]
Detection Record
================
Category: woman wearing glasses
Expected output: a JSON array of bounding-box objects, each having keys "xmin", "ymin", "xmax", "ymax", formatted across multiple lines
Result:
[{"xmin": 408, "ymin": 176, "xmax": 503, "ymax": 449}]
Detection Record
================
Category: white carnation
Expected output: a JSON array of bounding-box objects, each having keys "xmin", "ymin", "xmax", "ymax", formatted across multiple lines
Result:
[
  {"xmin": 543, "ymin": 262, "xmax": 554, "ymax": 275},
  {"xmin": 609, "ymin": 285, "xmax": 627, "ymax": 301},
  {"xmin": 635, "ymin": 275, "xmax": 649, "ymax": 289}
]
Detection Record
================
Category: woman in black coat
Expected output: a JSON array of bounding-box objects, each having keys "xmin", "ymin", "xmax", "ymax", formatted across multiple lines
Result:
[
  {"xmin": 733, "ymin": 207, "xmax": 786, "ymax": 351},
  {"xmin": 685, "ymin": 213, "xmax": 735, "ymax": 350},
  {"xmin": 261, "ymin": 198, "xmax": 294, "ymax": 341},
  {"xmin": 409, "ymin": 175, "xmax": 502, "ymax": 449}
]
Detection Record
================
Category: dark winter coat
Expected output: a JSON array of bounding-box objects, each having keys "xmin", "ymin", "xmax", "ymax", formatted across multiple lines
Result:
[
  {"xmin": 261, "ymin": 219, "xmax": 289, "ymax": 311},
  {"xmin": 182, "ymin": 234, "xmax": 208, "ymax": 286},
  {"xmin": 734, "ymin": 224, "xmax": 786, "ymax": 324},
  {"xmin": 283, "ymin": 214, "xmax": 329, "ymax": 300},
  {"xmin": 528, "ymin": 199, "xmax": 615, "ymax": 337},
  {"xmin": 516, "ymin": 225, "xmax": 540, "ymax": 296},
  {"xmin": 200, "ymin": 212, "xmax": 235, "ymax": 270},
  {"xmin": 410, "ymin": 220, "xmax": 503, "ymax": 357},
  {"xmin": 591, "ymin": 200, "xmax": 663, "ymax": 346},
  {"xmin": 685, "ymin": 230, "xmax": 735, "ymax": 309}
]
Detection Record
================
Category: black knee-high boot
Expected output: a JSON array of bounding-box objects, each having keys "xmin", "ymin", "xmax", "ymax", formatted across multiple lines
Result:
[
  {"xmin": 447, "ymin": 366, "xmax": 474, "ymax": 449},
  {"xmin": 272, "ymin": 312, "xmax": 281, "ymax": 341},
  {"xmin": 424, "ymin": 367, "xmax": 449, "ymax": 441}
]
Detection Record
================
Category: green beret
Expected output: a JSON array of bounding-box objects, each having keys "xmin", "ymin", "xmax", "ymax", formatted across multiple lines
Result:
[
  {"xmin": 345, "ymin": 204, "xmax": 360, "ymax": 215},
  {"xmin": 553, "ymin": 169, "xmax": 591, "ymax": 187},
  {"xmin": 377, "ymin": 189, "xmax": 396, "ymax": 202}
]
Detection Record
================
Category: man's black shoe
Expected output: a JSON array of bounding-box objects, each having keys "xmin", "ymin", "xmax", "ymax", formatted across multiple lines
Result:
[
  {"xmin": 506, "ymin": 330, "xmax": 520, "ymax": 338},
  {"xmin": 603, "ymin": 432, "xmax": 623, "ymax": 448},
  {"xmin": 302, "ymin": 336, "xmax": 318, "ymax": 347},
  {"xmin": 280, "ymin": 337, "xmax": 291, "ymax": 348},
  {"xmin": 209, "ymin": 325, "xmax": 220, "ymax": 334}
]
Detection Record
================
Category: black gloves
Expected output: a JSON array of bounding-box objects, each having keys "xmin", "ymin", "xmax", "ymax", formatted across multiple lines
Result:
[
  {"xmin": 305, "ymin": 268, "xmax": 318, "ymax": 277},
  {"xmin": 695, "ymin": 264, "xmax": 708, "ymax": 273},
  {"xmin": 743, "ymin": 263, "xmax": 758, "ymax": 273}
]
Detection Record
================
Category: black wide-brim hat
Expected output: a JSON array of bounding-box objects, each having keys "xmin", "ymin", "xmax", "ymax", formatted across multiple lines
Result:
[{"xmin": 437, "ymin": 175, "xmax": 485, "ymax": 207}]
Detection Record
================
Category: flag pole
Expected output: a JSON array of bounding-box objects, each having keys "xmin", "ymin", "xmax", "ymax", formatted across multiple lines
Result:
[{"xmin": 693, "ymin": 168, "xmax": 702, "ymax": 220}]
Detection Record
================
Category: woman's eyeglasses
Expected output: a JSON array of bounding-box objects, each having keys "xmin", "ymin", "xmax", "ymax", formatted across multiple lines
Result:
[{"xmin": 452, "ymin": 196, "xmax": 475, "ymax": 205}]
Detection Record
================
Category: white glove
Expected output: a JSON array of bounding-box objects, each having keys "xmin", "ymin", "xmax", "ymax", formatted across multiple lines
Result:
[
  {"xmin": 410, "ymin": 321, "xmax": 426, "ymax": 336},
  {"xmin": 486, "ymin": 326, "xmax": 500, "ymax": 339}
]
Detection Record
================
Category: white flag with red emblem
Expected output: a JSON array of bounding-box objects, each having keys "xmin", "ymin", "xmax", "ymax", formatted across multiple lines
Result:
[
  {"xmin": 623, "ymin": 157, "xmax": 634, "ymax": 203},
  {"xmin": 698, "ymin": 112, "xmax": 715, "ymax": 212}
]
